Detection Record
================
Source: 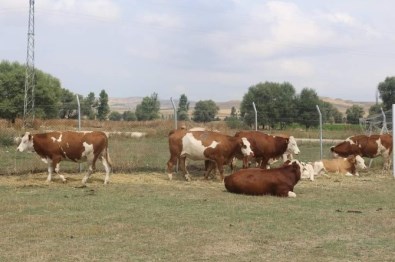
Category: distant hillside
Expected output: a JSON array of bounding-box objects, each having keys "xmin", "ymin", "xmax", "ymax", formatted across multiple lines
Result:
[{"xmin": 109, "ymin": 97, "xmax": 374, "ymax": 118}]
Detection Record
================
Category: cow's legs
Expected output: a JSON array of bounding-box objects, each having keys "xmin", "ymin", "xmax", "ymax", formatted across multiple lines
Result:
[
  {"xmin": 101, "ymin": 155, "xmax": 112, "ymax": 185},
  {"xmin": 48, "ymin": 158, "xmax": 66, "ymax": 183},
  {"xmin": 179, "ymin": 157, "xmax": 191, "ymax": 181},
  {"xmin": 82, "ymin": 156, "xmax": 97, "ymax": 185},
  {"xmin": 204, "ymin": 160, "xmax": 216, "ymax": 179},
  {"xmin": 166, "ymin": 155, "xmax": 179, "ymax": 180},
  {"xmin": 216, "ymin": 161, "xmax": 225, "ymax": 181}
]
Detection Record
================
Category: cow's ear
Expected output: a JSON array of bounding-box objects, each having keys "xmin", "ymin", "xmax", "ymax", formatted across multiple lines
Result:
[{"xmin": 28, "ymin": 134, "xmax": 32, "ymax": 141}]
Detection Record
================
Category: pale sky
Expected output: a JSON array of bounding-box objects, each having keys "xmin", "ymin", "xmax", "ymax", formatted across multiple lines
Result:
[{"xmin": 1, "ymin": 0, "xmax": 394, "ymax": 102}]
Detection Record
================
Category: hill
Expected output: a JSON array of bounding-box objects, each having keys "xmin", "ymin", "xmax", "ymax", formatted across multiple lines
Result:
[{"xmin": 109, "ymin": 97, "xmax": 375, "ymax": 118}]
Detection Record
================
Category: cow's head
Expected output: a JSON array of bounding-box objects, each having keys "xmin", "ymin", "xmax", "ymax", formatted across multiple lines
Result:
[
  {"xmin": 331, "ymin": 139, "xmax": 359, "ymax": 158},
  {"xmin": 354, "ymin": 155, "xmax": 367, "ymax": 170},
  {"xmin": 16, "ymin": 132, "xmax": 34, "ymax": 152},
  {"xmin": 240, "ymin": 137, "xmax": 254, "ymax": 157},
  {"xmin": 286, "ymin": 136, "xmax": 300, "ymax": 155}
]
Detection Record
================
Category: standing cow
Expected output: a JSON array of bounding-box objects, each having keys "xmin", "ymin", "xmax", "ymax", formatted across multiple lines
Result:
[
  {"xmin": 330, "ymin": 134, "xmax": 392, "ymax": 170},
  {"xmin": 16, "ymin": 131, "xmax": 112, "ymax": 185},
  {"xmin": 234, "ymin": 131, "xmax": 300, "ymax": 169},
  {"xmin": 224, "ymin": 160, "xmax": 302, "ymax": 197},
  {"xmin": 166, "ymin": 129, "xmax": 254, "ymax": 181}
]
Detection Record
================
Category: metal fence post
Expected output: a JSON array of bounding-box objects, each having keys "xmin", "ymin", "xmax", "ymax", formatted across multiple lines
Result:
[
  {"xmin": 393, "ymin": 104, "xmax": 395, "ymax": 179},
  {"xmin": 316, "ymin": 105, "xmax": 323, "ymax": 160},
  {"xmin": 76, "ymin": 94, "xmax": 82, "ymax": 172},
  {"xmin": 170, "ymin": 97, "xmax": 177, "ymax": 129},
  {"xmin": 252, "ymin": 102, "xmax": 257, "ymax": 131}
]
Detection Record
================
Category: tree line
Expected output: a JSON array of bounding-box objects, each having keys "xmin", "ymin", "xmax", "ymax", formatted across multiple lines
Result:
[{"xmin": 1, "ymin": 60, "xmax": 394, "ymax": 129}]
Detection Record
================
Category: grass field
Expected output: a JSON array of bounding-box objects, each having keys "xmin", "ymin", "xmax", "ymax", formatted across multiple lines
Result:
[
  {"xmin": 0, "ymin": 169, "xmax": 394, "ymax": 261},
  {"xmin": 0, "ymin": 123, "xmax": 394, "ymax": 261}
]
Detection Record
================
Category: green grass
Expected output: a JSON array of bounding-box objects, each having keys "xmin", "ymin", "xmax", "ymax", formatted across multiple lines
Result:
[{"xmin": 0, "ymin": 171, "xmax": 394, "ymax": 261}]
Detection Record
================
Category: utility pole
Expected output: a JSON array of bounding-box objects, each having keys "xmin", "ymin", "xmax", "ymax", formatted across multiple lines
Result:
[{"xmin": 23, "ymin": 0, "xmax": 35, "ymax": 128}]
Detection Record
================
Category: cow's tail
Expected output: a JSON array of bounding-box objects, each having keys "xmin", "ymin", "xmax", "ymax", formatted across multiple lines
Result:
[{"xmin": 104, "ymin": 146, "xmax": 113, "ymax": 168}]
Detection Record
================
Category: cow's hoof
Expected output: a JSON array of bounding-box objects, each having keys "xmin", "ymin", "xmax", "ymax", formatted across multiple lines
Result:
[
  {"xmin": 167, "ymin": 173, "xmax": 173, "ymax": 181},
  {"xmin": 288, "ymin": 191, "xmax": 297, "ymax": 198},
  {"xmin": 185, "ymin": 174, "xmax": 191, "ymax": 181}
]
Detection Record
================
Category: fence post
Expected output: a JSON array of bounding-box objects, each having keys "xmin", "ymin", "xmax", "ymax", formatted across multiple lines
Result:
[
  {"xmin": 170, "ymin": 97, "xmax": 177, "ymax": 129},
  {"xmin": 393, "ymin": 104, "xmax": 395, "ymax": 179},
  {"xmin": 252, "ymin": 102, "xmax": 257, "ymax": 131},
  {"xmin": 316, "ymin": 105, "xmax": 323, "ymax": 160},
  {"xmin": 76, "ymin": 94, "xmax": 82, "ymax": 172},
  {"xmin": 380, "ymin": 107, "xmax": 388, "ymax": 134}
]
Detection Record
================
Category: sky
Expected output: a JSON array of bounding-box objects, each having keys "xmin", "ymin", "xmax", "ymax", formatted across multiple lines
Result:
[{"xmin": 1, "ymin": 0, "xmax": 394, "ymax": 103}]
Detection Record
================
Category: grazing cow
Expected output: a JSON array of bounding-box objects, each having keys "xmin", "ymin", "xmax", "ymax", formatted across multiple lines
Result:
[
  {"xmin": 234, "ymin": 131, "xmax": 300, "ymax": 169},
  {"xmin": 166, "ymin": 129, "xmax": 254, "ymax": 181},
  {"xmin": 313, "ymin": 155, "xmax": 367, "ymax": 177},
  {"xmin": 330, "ymin": 134, "xmax": 392, "ymax": 170},
  {"xmin": 224, "ymin": 160, "xmax": 302, "ymax": 197},
  {"xmin": 16, "ymin": 131, "xmax": 112, "ymax": 184}
]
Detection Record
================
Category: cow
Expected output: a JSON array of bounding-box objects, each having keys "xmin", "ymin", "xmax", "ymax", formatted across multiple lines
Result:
[
  {"xmin": 330, "ymin": 134, "xmax": 392, "ymax": 170},
  {"xmin": 224, "ymin": 160, "xmax": 302, "ymax": 197},
  {"xmin": 234, "ymin": 131, "xmax": 300, "ymax": 169},
  {"xmin": 300, "ymin": 161, "xmax": 315, "ymax": 181},
  {"xmin": 16, "ymin": 131, "xmax": 112, "ymax": 185},
  {"xmin": 166, "ymin": 129, "xmax": 254, "ymax": 181},
  {"xmin": 313, "ymin": 155, "xmax": 367, "ymax": 177}
]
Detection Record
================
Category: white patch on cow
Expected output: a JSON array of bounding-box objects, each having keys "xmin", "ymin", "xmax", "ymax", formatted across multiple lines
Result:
[
  {"xmin": 288, "ymin": 191, "xmax": 297, "ymax": 198},
  {"xmin": 286, "ymin": 136, "xmax": 300, "ymax": 155},
  {"xmin": 300, "ymin": 162, "xmax": 315, "ymax": 181},
  {"xmin": 345, "ymin": 137, "xmax": 356, "ymax": 145},
  {"xmin": 313, "ymin": 161, "xmax": 326, "ymax": 176},
  {"xmin": 181, "ymin": 133, "xmax": 219, "ymax": 160},
  {"xmin": 345, "ymin": 172, "xmax": 353, "ymax": 176},
  {"xmin": 82, "ymin": 142, "xmax": 94, "ymax": 158},
  {"xmin": 50, "ymin": 134, "xmax": 62, "ymax": 143},
  {"xmin": 355, "ymin": 155, "xmax": 367, "ymax": 170},
  {"xmin": 240, "ymin": 137, "xmax": 253, "ymax": 156},
  {"xmin": 41, "ymin": 157, "xmax": 49, "ymax": 164}
]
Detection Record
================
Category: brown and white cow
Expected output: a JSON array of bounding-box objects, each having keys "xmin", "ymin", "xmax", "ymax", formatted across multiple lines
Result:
[
  {"xmin": 224, "ymin": 160, "xmax": 302, "ymax": 197},
  {"xmin": 234, "ymin": 131, "xmax": 300, "ymax": 169},
  {"xmin": 313, "ymin": 155, "xmax": 367, "ymax": 177},
  {"xmin": 16, "ymin": 131, "xmax": 112, "ymax": 185},
  {"xmin": 166, "ymin": 129, "xmax": 254, "ymax": 181},
  {"xmin": 330, "ymin": 134, "xmax": 392, "ymax": 170}
]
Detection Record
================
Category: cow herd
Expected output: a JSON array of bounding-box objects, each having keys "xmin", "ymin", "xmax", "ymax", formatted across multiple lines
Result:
[{"xmin": 15, "ymin": 129, "xmax": 393, "ymax": 198}]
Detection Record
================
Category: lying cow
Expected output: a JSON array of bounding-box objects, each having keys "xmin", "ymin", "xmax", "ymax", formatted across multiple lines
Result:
[
  {"xmin": 313, "ymin": 155, "xmax": 367, "ymax": 177},
  {"xmin": 16, "ymin": 131, "xmax": 112, "ymax": 185},
  {"xmin": 224, "ymin": 160, "xmax": 302, "ymax": 197},
  {"xmin": 166, "ymin": 129, "xmax": 254, "ymax": 181},
  {"xmin": 234, "ymin": 131, "xmax": 300, "ymax": 169},
  {"xmin": 330, "ymin": 134, "xmax": 392, "ymax": 170},
  {"xmin": 300, "ymin": 161, "xmax": 315, "ymax": 181}
]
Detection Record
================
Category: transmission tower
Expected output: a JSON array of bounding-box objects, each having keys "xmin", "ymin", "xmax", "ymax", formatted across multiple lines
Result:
[{"xmin": 23, "ymin": 0, "xmax": 35, "ymax": 128}]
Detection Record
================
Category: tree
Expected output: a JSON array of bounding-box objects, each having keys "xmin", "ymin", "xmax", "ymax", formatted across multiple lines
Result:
[
  {"xmin": 58, "ymin": 88, "xmax": 78, "ymax": 119},
  {"xmin": 81, "ymin": 92, "xmax": 97, "ymax": 120},
  {"xmin": 177, "ymin": 94, "xmax": 190, "ymax": 121},
  {"xmin": 230, "ymin": 106, "xmax": 237, "ymax": 118},
  {"xmin": 296, "ymin": 88, "xmax": 321, "ymax": 128},
  {"xmin": 368, "ymin": 103, "xmax": 382, "ymax": 117},
  {"xmin": 122, "ymin": 110, "xmax": 136, "ymax": 121},
  {"xmin": 109, "ymin": 111, "xmax": 122, "ymax": 121},
  {"xmin": 192, "ymin": 100, "xmax": 219, "ymax": 122},
  {"xmin": 240, "ymin": 82, "xmax": 296, "ymax": 129},
  {"xmin": 319, "ymin": 101, "xmax": 343, "ymax": 124},
  {"xmin": 0, "ymin": 60, "xmax": 63, "ymax": 122},
  {"xmin": 97, "ymin": 89, "xmax": 110, "ymax": 121},
  {"xmin": 378, "ymin": 76, "xmax": 395, "ymax": 111},
  {"xmin": 135, "ymin": 92, "xmax": 160, "ymax": 121},
  {"xmin": 346, "ymin": 105, "xmax": 364, "ymax": 124}
]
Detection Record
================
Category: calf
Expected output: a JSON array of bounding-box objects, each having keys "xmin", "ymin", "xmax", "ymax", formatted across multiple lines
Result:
[
  {"xmin": 224, "ymin": 161, "xmax": 302, "ymax": 197},
  {"xmin": 167, "ymin": 129, "xmax": 253, "ymax": 181},
  {"xmin": 313, "ymin": 155, "xmax": 367, "ymax": 177},
  {"xmin": 16, "ymin": 131, "xmax": 112, "ymax": 184}
]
